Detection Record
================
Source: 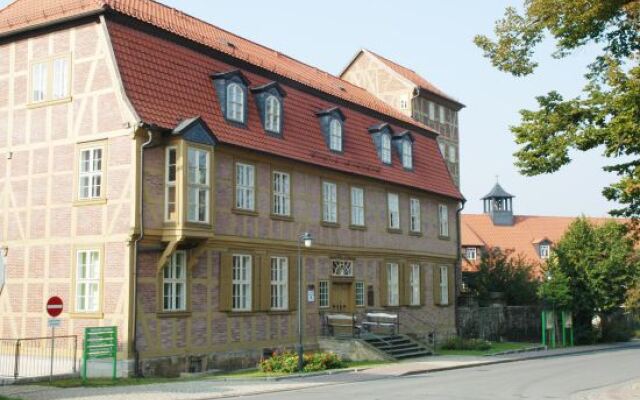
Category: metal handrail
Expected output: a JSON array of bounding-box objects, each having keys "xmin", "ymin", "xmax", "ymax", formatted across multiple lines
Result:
[{"xmin": 399, "ymin": 310, "xmax": 437, "ymax": 349}]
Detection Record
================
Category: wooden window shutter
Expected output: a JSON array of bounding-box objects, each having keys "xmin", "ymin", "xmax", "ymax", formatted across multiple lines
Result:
[
  {"xmin": 259, "ymin": 255, "xmax": 271, "ymax": 311},
  {"xmin": 399, "ymin": 262, "xmax": 409, "ymax": 306},
  {"xmin": 433, "ymin": 265, "xmax": 441, "ymax": 306},
  {"xmin": 447, "ymin": 265, "xmax": 455, "ymax": 307},
  {"xmin": 252, "ymin": 254, "xmax": 262, "ymax": 311},
  {"xmin": 288, "ymin": 256, "xmax": 297, "ymax": 311},
  {"xmin": 219, "ymin": 252, "xmax": 233, "ymax": 311},
  {"xmin": 379, "ymin": 262, "xmax": 388, "ymax": 307}
]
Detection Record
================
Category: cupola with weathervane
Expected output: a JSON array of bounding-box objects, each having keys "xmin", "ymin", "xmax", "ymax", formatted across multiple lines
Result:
[{"xmin": 482, "ymin": 180, "xmax": 514, "ymax": 226}]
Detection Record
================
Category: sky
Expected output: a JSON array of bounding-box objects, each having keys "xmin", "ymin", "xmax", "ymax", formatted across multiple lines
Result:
[{"xmin": 1, "ymin": 0, "xmax": 618, "ymax": 217}]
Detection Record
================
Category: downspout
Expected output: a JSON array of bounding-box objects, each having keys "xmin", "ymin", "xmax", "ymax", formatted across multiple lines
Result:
[
  {"xmin": 132, "ymin": 128, "xmax": 153, "ymax": 377},
  {"xmin": 455, "ymin": 199, "xmax": 466, "ymax": 336}
]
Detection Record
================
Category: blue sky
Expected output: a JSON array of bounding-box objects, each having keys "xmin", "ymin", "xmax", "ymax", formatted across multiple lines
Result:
[{"xmin": 1, "ymin": 0, "xmax": 617, "ymax": 216}]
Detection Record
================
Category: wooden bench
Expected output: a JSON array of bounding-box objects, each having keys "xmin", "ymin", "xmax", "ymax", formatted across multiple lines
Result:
[
  {"xmin": 361, "ymin": 312, "xmax": 399, "ymax": 335},
  {"xmin": 325, "ymin": 313, "xmax": 358, "ymax": 338}
]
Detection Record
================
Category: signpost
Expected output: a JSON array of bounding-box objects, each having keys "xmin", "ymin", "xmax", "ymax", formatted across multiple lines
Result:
[
  {"xmin": 46, "ymin": 296, "xmax": 63, "ymax": 383},
  {"xmin": 82, "ymin": 326, "xmax": 118, "ymax": 383}
]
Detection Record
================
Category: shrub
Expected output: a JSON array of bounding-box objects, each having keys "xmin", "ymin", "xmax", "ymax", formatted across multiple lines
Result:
[
  {"xmin": 440, "ymin": 337, "xmax": 491, "ymax": 351},
  {"xmin": 258, "ymin": 351, "xmax": 344, "ymax": 374}
]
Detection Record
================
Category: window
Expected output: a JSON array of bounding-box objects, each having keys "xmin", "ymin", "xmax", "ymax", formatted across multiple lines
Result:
[
  {"xmin": 465, "ymin": 247, "xmax": 477, "ymax": 261},
  {"xmin": 165, "ymin": 147, "xmax": 177, "ymax": 221},
  {"xmin": 448, "ymin": 144, "xmax": 456, "ymax": 162},
  {"xmin": 187, "ymin": 148, "xmax": 210, "ymax": 223},
  {"xmin": 428, "ymin": 101, "xmax": 436, "ymax": 121},
  {"xmin": 355, "ymin": 281, "xmax": 365, "ymax": 307},
  {"xmin": 539, "ymin": 244, "xmax": 550, "ymax": 259},
  {"xmin": 410, "ymin": 198, "xmax": 421, "ymax": 233},
  {"xmin": 399, "ymin": 98, "xmax": 408, "ymax": 110},
  {"xmin": 232, "ymin": 254, "xmax": 252, "ymax": 311},
  {"xmin": 388, "ymin": 193, "xmax": 400, "ymax": 230},
  {"xmin": 381, "ymin": 133, "xmax": 392, "ymax": 164},
  {"xmin": 272, "ymin": 171, "xmax": 291, "ymax": 216},
  {"xmin": 319, "ymin": 280, "xmax": 329, "ymax": 308},
  {"xmin": 322, "ymin": 181, "xmax": 337, "ymax": 223},
  {"xmin": 402, "ymin": 139, "xmax": 413, "ymax": 169},
  {"xmin": 410, "ymin": 264, "xmax": 420, "ymax": 306},
  {"xmin": 438, "ymin": 204, "xmax": 449, "ymax": 237},
  {"xmin": 163, "ymin": 251, "xmax": 187, "ymax": 311},
  {"xmin": 30, "ymin": 55, "xmax": 70, "ymax": 103},
  {"xmin": 350, "ymin": 187, "xmax": 365, "ymax": 226},
  {"xmin": 439, "ymin": 265, "xmax": 449, "ymax": 305},
  {"xmin": 226, "ymin": 82, "xmax": 245, "ymax": 122},
  {"xmin": 76, "ymin": 250, "xmax": 100, "ymax": 312},
  {"xmin": 78, "ymin": 147, "xmax": 103, "ymax": 200},
  {"xmin": 270, "ymin": 256, "xmax": 288, "ymax": 310},
  {"xmin": 329, "ymin": 119, "xmax": 342, "ymax": 152},
  {"xmin": 439, "ymin": 105, "xmax": 445, "ymax": 123},
  {"xmin": 265, "ymin": 95, "xmax": 281, "ymax": 133},
  {"xmin": 332, "ymin": 260, "xmax": 353, "ymax": 277},
  {"xmin": 387, "ymin": 263, "xmax": 399, "ymax": 306},
  {"xmin": 439, "ymin": 141, "xmax": 446, "ymax": 157},
  {"xmin": 235, "ymin": 163, "xmax": 255, "ymax": 211}
]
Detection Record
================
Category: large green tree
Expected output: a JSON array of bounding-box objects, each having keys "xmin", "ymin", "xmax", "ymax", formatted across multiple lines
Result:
[
  {"xmin": 474, "ymin": 1, "xmax": 640, "ymax": 219},
  {"xmin": 540, "ymin": 218, "xmax": 639, "ymax": 341}
]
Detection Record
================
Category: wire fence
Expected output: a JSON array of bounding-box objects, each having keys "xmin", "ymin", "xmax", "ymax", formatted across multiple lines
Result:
[{"xmin": 0, "ymin": 336, "xmax": 78, "ymax": 382}]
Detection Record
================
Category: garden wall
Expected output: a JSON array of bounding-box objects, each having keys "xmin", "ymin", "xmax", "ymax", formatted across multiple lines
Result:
[{"xmin": 457, "ymin": 305, "xmax": 541, "ymax": 342}]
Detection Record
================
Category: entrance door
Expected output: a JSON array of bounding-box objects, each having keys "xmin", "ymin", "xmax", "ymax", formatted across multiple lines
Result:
[{"xmin": 330, "ymin": 282, "xmax": 354, "ymax": 313}]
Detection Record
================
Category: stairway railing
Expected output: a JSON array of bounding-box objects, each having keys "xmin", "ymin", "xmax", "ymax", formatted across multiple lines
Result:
[{"xmin": 398, "ymin": 310, "xmax": 437, "ymax": 351}]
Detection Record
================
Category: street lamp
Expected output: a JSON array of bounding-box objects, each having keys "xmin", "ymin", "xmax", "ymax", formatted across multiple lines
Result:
[{"xmin": 297, "ymin": 232, "xmax": 313, "ymax": 372}]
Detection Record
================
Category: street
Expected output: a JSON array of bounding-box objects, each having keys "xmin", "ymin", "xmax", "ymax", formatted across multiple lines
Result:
[{"xmin": 236, "ymin": 348, "xmax": 640, "ymax": 400}]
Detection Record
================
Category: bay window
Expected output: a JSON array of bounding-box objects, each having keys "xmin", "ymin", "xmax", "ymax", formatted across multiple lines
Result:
[{"xmin": 187, "ymin": 147, "xmax": 210, "ymax": 223}]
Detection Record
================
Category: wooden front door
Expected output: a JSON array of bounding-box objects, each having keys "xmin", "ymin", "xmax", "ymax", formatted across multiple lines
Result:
[{"xmin": 330, "ymin": 282, "xmax": 354, "ymax": 313}]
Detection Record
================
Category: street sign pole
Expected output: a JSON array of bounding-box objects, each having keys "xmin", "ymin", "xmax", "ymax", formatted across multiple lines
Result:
[
  {"xmin": 49, "ymin": 325, "xmax": 55, "ymax": 384},
  {"xmin": 45, "ymin": 296, "xmax": 64, "ymax": 384}
]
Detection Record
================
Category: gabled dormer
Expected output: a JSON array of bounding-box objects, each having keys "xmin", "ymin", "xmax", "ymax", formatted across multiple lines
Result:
[
  {"xmin": 251, "ymin": 82, "xmax": 286, "ymax": 136},
  {"xmin": 316, "ymin": 107, "xmax": 346, "ymax": 153},
  {"xmin": 368, "ymin": 123, "xmax": 393, "ymax": 165},
  {"xmin": 393, "ymin": 131, "xmax": 414, "ymax": 170},
  {"xmin": 211, "ymin": 70, "xmax": 250, "ymax": 125}
]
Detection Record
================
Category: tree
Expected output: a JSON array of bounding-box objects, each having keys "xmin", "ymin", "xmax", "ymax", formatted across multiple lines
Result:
[
  {"xmin": 473, "ymin": 247, "xmax": 539, "ymax": 306},
  {"xmin": 474, "ymin": 1, "xmax": 640, "ymax": 219},
  {"xmin": 539, "ymin": 217, "xmax": 640, "ymax": 342}
]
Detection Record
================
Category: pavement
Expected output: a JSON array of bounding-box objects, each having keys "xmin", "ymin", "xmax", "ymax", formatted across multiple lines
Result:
[{"xmin": 1, "ymin": 341, "xmax": 639, "ymax": 400}]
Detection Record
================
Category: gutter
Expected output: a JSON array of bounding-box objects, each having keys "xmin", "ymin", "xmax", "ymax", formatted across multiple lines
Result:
[{"xmin": 455, "ymin": 198, "xmax": 466, "ymax": 335}]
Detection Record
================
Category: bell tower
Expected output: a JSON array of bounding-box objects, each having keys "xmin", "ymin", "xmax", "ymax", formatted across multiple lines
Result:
[{"xmin": 482, "ymin": 181, "xmax": 514, "ymax": 226}]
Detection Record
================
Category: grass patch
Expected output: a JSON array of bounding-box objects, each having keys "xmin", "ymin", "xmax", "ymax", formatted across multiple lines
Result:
[
  {"xmin": 214, "ymin": 359, "xmax": 391, "ymax": 379},
  {"xmin": 42, "ymin": 376, "xmax": 202, "ymax": 388},
  {"xmin": 1, "ymin": 396, "xmax": 23, "ymax": 400},
  {"xmin": 437, "ymin": 341, "xmax": 539, "ymax": 356}
]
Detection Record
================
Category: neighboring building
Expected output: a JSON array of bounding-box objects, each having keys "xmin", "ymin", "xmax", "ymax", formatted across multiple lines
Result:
[
  {"xmin": 340, "ymin": 49, "xmax": 464, "ymax": 186},
  {"xmin": 0, "ymin": 0, "xmax": 463, "ymax": 376},
  {"xmin": 462, "ymin": 182, "xmax": 617, "ymax": 275}
]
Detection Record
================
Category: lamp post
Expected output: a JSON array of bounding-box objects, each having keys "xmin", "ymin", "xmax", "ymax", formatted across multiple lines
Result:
[{"xmin": 297, "ymin": 232, "xmax": 313, "ymax": 372}]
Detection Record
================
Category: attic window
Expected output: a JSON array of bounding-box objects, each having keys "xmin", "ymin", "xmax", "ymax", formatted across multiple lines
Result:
[
  {"xmin": 381, "ymin": 133, "xmax": 391, "ymax": 164},
  {"xmin": 539, "ymin": 243, "xmax": 550, "ymax": 259},
  {"xmin": 329, "ymin": 119, "xmax": 342, "ymax": 152},
  {"xmin": 316, "ymin": 107, "xmax": 346, "ymax": 153},
  {"xmin": 368, "ymin": 123, "xmax": 394, "ymax": 165},
  {"xmin": 226, "ymin": 83, "xmax": 245, "ymax": 122},
  {"xmin": 211, "ymin": 70, "xmax": 249, "ymax": 125},
  {"xmin": 251, "ymin": 81, "xmax": 286, "ymax": 136}
]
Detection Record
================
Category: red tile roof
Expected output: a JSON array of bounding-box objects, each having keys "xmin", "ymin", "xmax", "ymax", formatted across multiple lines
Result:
[{"xmin": 0, "ymin": 0, "xmax": 463, "ymax": 199}]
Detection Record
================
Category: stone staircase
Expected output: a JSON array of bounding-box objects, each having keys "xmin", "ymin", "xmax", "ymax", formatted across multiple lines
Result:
[{"xmin": 362, "ymin": 333, "xmax": 431, "ymax": 360}]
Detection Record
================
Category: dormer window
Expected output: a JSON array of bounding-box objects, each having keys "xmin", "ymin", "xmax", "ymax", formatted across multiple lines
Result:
[
  {"xmin": 265, "ymin": 95, "xmax": 281, "ymax": 133},
  {"xmin": 316, "ymin": 107, "xmax": 346, "ymax": 153},
  {"xmin": 402, "ymin": 140, "xmax": 413, "ymax": 169},
  {"xmin": 252, "ymin": 81, "xmax": 286, "ymax": 135},
  {"xmin": 539, "ymin": 243, "xmax": 550, "ymax": 259},
  {"xmin": 211, "ymin": 70, "xmax": 250, "ymax": 125},
  {"xmin": 329, "ymin": 119, "xmax": 342, "ymax": 152},
  {"xmin": 369, "ymin": 123, "xmax": 394, "ymax": 165},
  {"xmin": 381, "ymin": 133, "xmax": 391, "ymax": 164}
]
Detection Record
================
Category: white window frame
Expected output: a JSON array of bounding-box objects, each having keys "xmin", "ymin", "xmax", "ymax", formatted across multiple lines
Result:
[
  {"xmin": 402, "ymin": 139, "xmax": 413, "ymax": 169},
  {"xmin": 270, "ymin": 256, "xmax": 288, "ymax": 311},
  {"xmin": 163, "ymin": 251, "xmax": 187, "ymax": 312},
  {"xmin": 187, "ymin": 147, "xmax": 210, "ymax": 223},
  {"xmin": 410, "ymin": 264, "xmax": 420, "ymax": 306},
  {"xmin": 439, "ymin": 265, "xmax": 449, "ymax": 305},
  {"xmin": 387, "ymin": 263, "xmax": 399, "ymax": 306},
  {"xmin": 439, "ymin": 204, "xmax": 449, "ymax": 237},
  {"xmin": 350, "ymin": 186, "xmax": 365, "ymax": 226},
  {"xmin": 387, "ymin": 193, "xmax": 400, "ymax": 230},
  {"xmin": 448, "ymin": 144, "xmax": 456, "ymax": 163},
  {"xmin": 355, "ymin": 281, "xmax": 365, "ymax": 307},
  {"xmin": 232, "ymin": 254, "xmax": 252, "ymax": 311},
  {"xmin": 265, "ymin": 95, "xmax": 281, "ymax": 133},
  {"xmin": 30, "ymin": 55, "xmax": 71, "ymax": 104},
  {"xmin": 381, "ymin": 133, "xmax": 392, "ymax": 164},
  {"xmin": 272, "ymin": 171, "xmax": 291, "ymax": 216},
  {"xmin": 465, "ymin": 247, "xmax": 477, "ymax": 261},
  {"xmin": 75, "ymin": 249, "xmax": 100, "ymax": 313},
  {"xmin": 410, "ymin": 198, "xmax": 421, "ymax": 233},
  {"xmin": 226, "ymin": 82, "xmax": 245, "ymax": 123},
  {"xmin": 235, "ymin": 162, "xmax": 255, "ymax": 211},
  {"xmin": 322, "ymin": 181, "xmax": 338, "ymax": 223},
  {"xmin": 539, "ymin": 244, "xmax": 550, "ymax": 259},
  {"xmin": 165, "ymin": 146, "xmax": 177, "ymax": 222},
  {"xmin": 319, "ymin": 280, "xmax": 329, "ymax": 308},
  {"xmin": 329, "ymin": 119, "xmax": 342, "ymax": 152},
  {"xmin": 78, "ymin": 147, "xmax": 103, "ymax": 200}
]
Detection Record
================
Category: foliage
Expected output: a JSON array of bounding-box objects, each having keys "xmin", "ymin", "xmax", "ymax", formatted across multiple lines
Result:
[
  {"xmin": 473, "ymin": 247, "xmax": 540, "ymax": 305},
  {"xmin": 258, "ymin": 351, "xmax": 344, "ymax": 374},
  {"xmin": 625, "ymin": 279, "xmax": 640, "ymax": 313},
  {"xmin": 474, "ymin": 0, "xmax": 640, "ymax": 220},
  {"xmin": 538, "ymin": 217, "xmax": 640, "ymax": 342},
  {"xmin": 440, "ymin": 337, "xmax": 491, "ymax": 351}
]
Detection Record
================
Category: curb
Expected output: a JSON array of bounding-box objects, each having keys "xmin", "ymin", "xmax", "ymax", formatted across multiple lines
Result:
[
  {"xmin": 207, "ymin": 366, "xmax": 373, "ymax": 383},
  {"xmin": 400, "ymin": 342, "xmax": 640, "ymax": 377}
]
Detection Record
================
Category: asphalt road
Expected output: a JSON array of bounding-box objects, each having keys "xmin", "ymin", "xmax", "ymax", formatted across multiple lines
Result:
[{"xmin": 233, "ymin": 347, "xmax": 640, "ymax": 400}]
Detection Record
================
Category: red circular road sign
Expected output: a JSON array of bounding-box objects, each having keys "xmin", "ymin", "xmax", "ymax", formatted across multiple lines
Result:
[{"xmin": 46, "ymin": 296, "xmax": 63, "ymax": 317}]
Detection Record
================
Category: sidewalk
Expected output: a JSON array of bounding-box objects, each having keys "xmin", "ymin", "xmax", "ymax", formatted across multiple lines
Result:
[{"xmin": 1, "ymin": 341, "xmax": 638, "ymax": 400}]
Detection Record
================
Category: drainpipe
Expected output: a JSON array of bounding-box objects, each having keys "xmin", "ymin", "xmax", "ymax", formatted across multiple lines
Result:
[
  {"xmin": 455, "ymin": 199, "xmax": 466, "ymax": 337},
  {"xmin": 132, "ymin": 128, "xmax": 153, "ymax": 377}
]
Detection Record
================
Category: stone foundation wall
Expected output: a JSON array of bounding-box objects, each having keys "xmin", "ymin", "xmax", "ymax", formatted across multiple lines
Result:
[{"xmin": 457, "ymin": 305, "xmax": 541, "ymax": 342}]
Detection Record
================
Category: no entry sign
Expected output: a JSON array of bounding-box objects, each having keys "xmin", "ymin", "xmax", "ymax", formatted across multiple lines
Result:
[{"xmin": 46, "ymin": 296, "xmax": 63, "ymax": 317}]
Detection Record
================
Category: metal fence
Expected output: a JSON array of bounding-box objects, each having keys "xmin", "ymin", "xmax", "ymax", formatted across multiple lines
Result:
[{"xmin": 0, "ymin": 336, "xmax": 78, "ymax": 382}]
